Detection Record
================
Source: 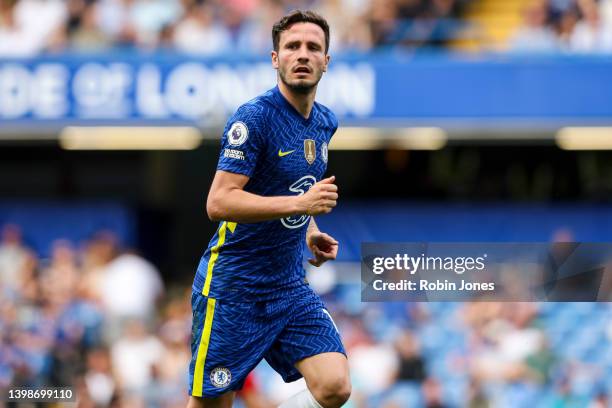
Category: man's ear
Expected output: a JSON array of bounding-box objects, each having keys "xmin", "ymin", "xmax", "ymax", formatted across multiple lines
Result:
[
  {"xmin": 271, "ymin": 50, "xmax": 279, "ymax": 69},
  {"xmin": 322, "ymin": 54, "xmax": 331, "ymax": 72}
]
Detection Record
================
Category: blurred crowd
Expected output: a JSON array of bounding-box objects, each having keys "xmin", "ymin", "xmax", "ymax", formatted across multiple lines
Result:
[
  {"xmin": 2, "ymin": 0, "xmax": 612, "ymax": 57},
  {"xmin": 0, "ymin": 0, "xmax": 473, "ymax": 57},
  {"xmin": 2, "ymin": 222, "xmax": 612, "ymax": 407},
  {"xmin": 0, "ymin": 223, "xmax": 184, "ymax": 407},
  {"xmin": 327, "ymin": 292, "xmax": 612, "ymax": 407},
  {"xmin": 510, "ymin": 0, "xmax": 612, "ymax": 53}
]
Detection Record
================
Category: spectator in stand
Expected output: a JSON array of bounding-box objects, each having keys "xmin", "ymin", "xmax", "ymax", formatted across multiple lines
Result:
[
  {"xmin": 80, "ymin": 230, "xmax": 118, "ymax": 305},
  {"xmin": 40, "ymin": 240, "xmax": 79, "ymax": 309},
  {"xmin": 99, "ymin": 247, "xmax": 164, "ymax": 341},
  {"xmin": 422, "ymin": 377, "xmax": 447, "ymax": 408},
  {"xmin": 589, "ymin": 392, "xmax": 610, "ymax": 408},
  {"xmin": 95, "ymin": 0, "xmax": 139, "ymax": 47},
  {"xmin": 420, "ymin": 0, "xmax": 467, "ymax": 46},
  {"xmin": 467, "ymin": 377, "xmax": 490, "ymax": 408},
  {"xmin": 554, "ymin": 4, "xmax": 580, "ymax": 49},
  {"xmin": 69, "ymin": 1, "xmax": 113, "ymax": 51},
  {"xmin": 0, "ymin": 224, "xmax": 28, "ymax": 291},
  {"xmin": 234, "ymin": 0, "xmax": 286, "ymax": 53},
  {"xmin": 154, "ymin": 297, "xmax": 192, "ymax": 406},
  {"xmin": 0, "ymin": 0, "xmax": 67, "ymax": 56},
  {"xmin": 315, "ymin": 0, "xmax": 372, "ymax": 52},
  {"xmin": 510, "ymin": 0, "xmax": 560, "ymax": 52},
  {"xmin": 569, "ymin": 0, "xmax": 612, "ymax": 52},
  {"xmin": 131, "ymin": 0, "xmax": 182, "ymax": 47},
  {"xmin": 219, "ymin": 0, "xmax": 253, "ymax": 48},
  {"xmin": 393, "ymin": 330, "xmax": 426, "ymax": 383},
  {"xmin": 602, "ymin": 0, "xmax": 612, "ymax": 23},
  {"xmin": 367, "ymin": 0, "xmax": 400, "ymax": 47},
  {"xmin": 110, "ymin": 319, "xmax": 164, "ymax": 395},
  {"xmin": 172, "ymin": 0, "xmax": 231, "ymax": 55},
  {"xmin": 83, "ymin": 347, "xmax": 116, "ymax": 407}
]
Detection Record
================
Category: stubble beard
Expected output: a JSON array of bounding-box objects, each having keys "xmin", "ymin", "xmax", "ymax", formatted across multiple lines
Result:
[{"xmin": 278, "ymin": 67, "xmax": 321, "ymax": 95}]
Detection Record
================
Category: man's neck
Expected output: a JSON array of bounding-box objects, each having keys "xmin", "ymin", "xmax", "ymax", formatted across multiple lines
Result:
[{"xmin": 278, "ymin": 81, "xmax": 316, "ymax": 120}]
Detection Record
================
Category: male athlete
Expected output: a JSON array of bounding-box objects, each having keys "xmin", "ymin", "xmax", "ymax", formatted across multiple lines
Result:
[{"xmin": 187, "ymin": 10, "xmax": 351, "ymax": 408}]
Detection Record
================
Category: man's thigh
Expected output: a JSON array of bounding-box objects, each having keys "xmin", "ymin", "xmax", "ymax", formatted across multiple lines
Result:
[
  {"xmin": 264, "ymin": 289, "xmax": 346, "ymax": 382},
  {"xmin": 189, "ymin": 292, "xmax": 283, "ymax": 398}
]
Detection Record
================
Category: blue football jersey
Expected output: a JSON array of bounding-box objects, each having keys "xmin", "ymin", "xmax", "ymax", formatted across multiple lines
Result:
[{"xmin": 193, "ymin": 86, "xmax": 338, "ymax": 302}]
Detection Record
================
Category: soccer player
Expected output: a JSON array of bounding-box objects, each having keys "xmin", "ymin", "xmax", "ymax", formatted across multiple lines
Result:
[{"xmin": 187, "ymin": 10, "xmax": 350, "ymax": 408}]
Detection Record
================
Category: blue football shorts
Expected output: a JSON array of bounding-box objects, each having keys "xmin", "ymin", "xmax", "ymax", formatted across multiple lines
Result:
[{"xmin": 188, "ymin": 284, "xmax": 346, "ymax": 397}]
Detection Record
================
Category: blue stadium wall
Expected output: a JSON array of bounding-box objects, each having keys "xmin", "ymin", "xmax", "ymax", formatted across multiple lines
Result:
[{"xmin": 1, "ymin": 53, "xmax": 612, "ymax": 128}]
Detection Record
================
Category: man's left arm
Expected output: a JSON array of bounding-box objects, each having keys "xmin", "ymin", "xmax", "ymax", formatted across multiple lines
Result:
[{"xmin": 306, "ymin": 218, "xmax": 338, "ymax": 267}]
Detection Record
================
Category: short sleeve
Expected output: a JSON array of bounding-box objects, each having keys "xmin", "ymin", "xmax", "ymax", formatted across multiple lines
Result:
[{"xmin": 216, "ymin": 104, "xmax": 265, "ymax": 178}]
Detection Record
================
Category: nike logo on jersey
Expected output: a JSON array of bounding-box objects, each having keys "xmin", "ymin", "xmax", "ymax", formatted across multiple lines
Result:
[{"xmin": 278, "ymin": 149, "xmax": 295, "ymax": 157}]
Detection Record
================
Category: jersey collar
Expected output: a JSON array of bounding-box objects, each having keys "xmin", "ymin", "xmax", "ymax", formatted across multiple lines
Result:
[{"xmin": 272, "ymin": 85, "xmax": 315, "ymax": 124}]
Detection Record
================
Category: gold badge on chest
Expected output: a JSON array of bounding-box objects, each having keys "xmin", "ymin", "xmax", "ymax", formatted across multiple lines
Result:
[{"xmin": 304, "ymin": 139, "xmax": 316, "ymax": 165}]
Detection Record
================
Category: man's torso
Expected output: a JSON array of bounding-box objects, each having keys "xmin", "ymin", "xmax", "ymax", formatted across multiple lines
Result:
[{"xmin": 193, "ymin": 86, "xmax": 338, "ymax": 302}]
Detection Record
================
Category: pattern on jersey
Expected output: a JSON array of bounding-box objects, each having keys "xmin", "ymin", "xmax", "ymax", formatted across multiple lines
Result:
[
  {"xmin": 188, "ymin": 286, "xmax": 345, "ymax": 397},
  {"xmin": 281, "ymin": 175, "xmax": 317, "ymax": 229},
  {"xmin": 193, "ymin": 86, "xmax": 339, "ymax": 302}
]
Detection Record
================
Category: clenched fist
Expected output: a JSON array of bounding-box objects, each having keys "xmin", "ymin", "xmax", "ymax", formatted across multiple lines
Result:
[{"xmin": 296, "ymin": 175, "xmax": 338, "ymax": 216}]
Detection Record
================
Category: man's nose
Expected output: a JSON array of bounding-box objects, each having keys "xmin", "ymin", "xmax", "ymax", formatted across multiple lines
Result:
[{"xmin": 297, "ymin": 45, "xmax": 309, "ymax": 62}]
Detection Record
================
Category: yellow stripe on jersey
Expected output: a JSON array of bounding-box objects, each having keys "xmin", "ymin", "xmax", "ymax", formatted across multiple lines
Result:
[
  {"xmin": 192, "ymin": 297, "xmax": 217, "ymax": 397},
  {"xmin": 202, "ymin": 221, "xmax": 237, "ymax": 297},
  {"xmin": 203, "ymin": 222, "xmax": 226, "ymax": 297}
]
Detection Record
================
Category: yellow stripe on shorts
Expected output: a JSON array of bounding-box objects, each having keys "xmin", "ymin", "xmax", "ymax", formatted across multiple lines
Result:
[
  {"xmin": 202, "ymin": 221, "xmax": 236, "ymax": 296},
  {"xmin": 192, "ymin": 297, "xmax": 217, "ymax": 397}
]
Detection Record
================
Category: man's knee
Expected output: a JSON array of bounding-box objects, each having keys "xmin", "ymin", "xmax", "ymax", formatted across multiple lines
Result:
[{"xmin": 310, "ymin": 373, "xmax": 351, "ymax": 408}]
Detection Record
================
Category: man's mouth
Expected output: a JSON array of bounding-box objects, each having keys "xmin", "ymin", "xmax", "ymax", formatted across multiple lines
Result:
[{"xmin": 294, "ymin": 66, "xmax": 311, "ymax": 74}]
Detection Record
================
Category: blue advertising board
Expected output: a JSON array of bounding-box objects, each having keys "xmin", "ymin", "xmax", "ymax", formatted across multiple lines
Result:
[{"xmin": 1, "ymin": 53, "xmax": 612, "ymax": 129}]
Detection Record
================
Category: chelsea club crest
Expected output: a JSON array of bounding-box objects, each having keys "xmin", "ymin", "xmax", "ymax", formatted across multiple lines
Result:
[
  {"xmin": 210, "ymin": 367, "xmax": 232, "ymax": 388},
  {"xmin": 321, "ymin": 141, "xmax": 328, "ymax": 163}
]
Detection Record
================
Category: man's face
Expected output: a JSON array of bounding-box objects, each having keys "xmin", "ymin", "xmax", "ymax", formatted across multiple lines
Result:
[{"xmin": 272, "ymin": 22, "xmax": 330, "ymax": 94}]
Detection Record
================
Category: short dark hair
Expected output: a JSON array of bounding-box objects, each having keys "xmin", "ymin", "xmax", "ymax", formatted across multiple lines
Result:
[{"xmin": 272, "ymin": 10, "xmax": 330, "ymax": 54}]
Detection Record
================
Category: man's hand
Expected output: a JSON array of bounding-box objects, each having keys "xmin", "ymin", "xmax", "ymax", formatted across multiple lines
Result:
[
  {"xmin": 297, "ymin": 176, "xmax": 338, "ymax": 216},
  {"xmin": 307, "ymin": 231, "xmax": 338, "ymax": 267}
]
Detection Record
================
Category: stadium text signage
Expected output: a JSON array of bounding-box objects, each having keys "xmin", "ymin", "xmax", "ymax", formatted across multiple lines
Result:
[
  {"xmin": 2, "ymin": 55, "xmax": 612, "ymax": 128},
  {"xmin": 0, "ymin": 58, "xmax": 374, "ymax": 123}
]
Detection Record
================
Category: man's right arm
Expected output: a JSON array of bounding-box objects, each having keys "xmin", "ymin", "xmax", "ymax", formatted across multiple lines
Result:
[{"xmin": 206, "ymin": 171, "xmax": 338, "ymax": 223}]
